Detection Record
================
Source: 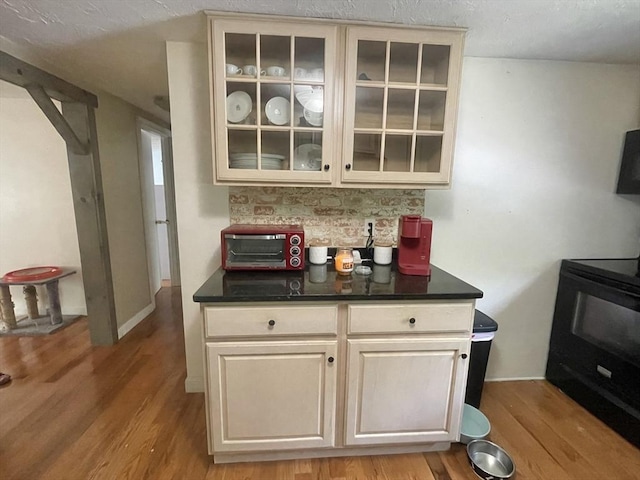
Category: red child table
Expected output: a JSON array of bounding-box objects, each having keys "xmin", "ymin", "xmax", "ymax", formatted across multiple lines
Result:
[{"xmin": 0, "ymin": 267, "xmax": 77, "ymax": 332}]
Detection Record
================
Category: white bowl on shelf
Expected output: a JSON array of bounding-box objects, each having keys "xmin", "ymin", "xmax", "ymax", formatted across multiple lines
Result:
[
  {"xmin": 265, "ymin": 97, "xmax": 290, "ymax": 125},
  {"xmin": 303, "ymin": 108, "xmax": 323, "ymax": 127}
]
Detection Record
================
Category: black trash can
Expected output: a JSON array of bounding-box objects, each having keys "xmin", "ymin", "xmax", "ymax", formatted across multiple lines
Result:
[{"xmin": 465, "ymin": 310, "xmax": 498, "ymax": 408}]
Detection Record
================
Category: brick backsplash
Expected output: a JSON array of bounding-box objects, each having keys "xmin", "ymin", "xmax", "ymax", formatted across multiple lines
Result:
[{"xmin": 229, "ymin": 187, "xmax": 425, "ymax": 247}]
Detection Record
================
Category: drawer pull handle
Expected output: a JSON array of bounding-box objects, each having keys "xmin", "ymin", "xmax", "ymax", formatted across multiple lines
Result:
[
  {"xmin": 328, "ymin": 356, "xmax": 334, "ymax": 363},
  {"xmin": 461, "ymin": 353, "xmax": 468, "ymax": 359},
  {"xmin": 268, "ymin": 319, "xmax": 276, "ymax": 327},
  {"xmin": 409, "ymin": 317, "xmax": 416, "ymax": 324}
]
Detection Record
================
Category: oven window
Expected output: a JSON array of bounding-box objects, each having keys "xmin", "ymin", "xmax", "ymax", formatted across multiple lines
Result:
[
  {"xmin": 225, "ymin": 237, "xmax": 286, "ymax": 267},
  {"xmin": 571, "ymin": 292, "xmax": 640, "ymax": 367}
]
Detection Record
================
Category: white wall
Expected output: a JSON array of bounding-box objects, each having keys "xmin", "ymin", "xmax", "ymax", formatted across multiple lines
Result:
[
  {"xmin": 167, "ymin": 42, "xmax": 230, "ymax": 392},
  {"xmin": 426, "ymin": 58, "xmax": 640, "ymax": 380},
  {"xmin": 95, "ymin": 93, "xmax": 154, "ymax": 331},
  {"xmin": 0, "ymin": 81, "xmax": 87, "ymax": 316}
]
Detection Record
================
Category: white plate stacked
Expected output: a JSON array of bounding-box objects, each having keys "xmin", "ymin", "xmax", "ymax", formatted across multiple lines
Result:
[{"xmin": 229, "ymin": 153, "xmax": 285, "ymax": 170}]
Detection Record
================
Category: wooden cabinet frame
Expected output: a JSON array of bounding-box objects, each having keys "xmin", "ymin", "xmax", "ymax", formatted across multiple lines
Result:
[{"xmin": 207, "ymin": 13, "xmax": 465, "ymax": 189}]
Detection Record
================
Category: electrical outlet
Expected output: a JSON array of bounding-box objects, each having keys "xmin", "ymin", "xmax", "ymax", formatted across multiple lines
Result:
[{"xmin": 363, "ymin": 218, "xmax": 375, "ymax": 237}]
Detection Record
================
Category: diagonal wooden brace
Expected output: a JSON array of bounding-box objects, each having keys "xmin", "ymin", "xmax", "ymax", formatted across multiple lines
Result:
[{"xmin": 25, "ymin": 84, "xmax": 90, "ymax": 155}]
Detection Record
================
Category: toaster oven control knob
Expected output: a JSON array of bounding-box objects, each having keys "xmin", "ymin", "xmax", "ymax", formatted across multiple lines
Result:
[
  {"xmin": 290, "ymin": 246, "xmax": 301, "ymax": 256},
  {"xmin": 290, "ymin": 257, "xmax": 301, "ymax": 268},
  {"xmin": 290, "ymin": 234, "xmax": 301, "ymax": 246}
]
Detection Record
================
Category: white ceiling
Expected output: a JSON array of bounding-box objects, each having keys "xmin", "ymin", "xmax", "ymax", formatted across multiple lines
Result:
[{"xmin": 1, "ymin": 0, "xmax": 639, "ymax": 121}]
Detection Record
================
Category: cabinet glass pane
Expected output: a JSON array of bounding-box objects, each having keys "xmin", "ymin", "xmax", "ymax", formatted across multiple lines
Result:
[
  {"xmin": 228, "ymin": 130, "xmax": 258, "ymax": 170},
  {"xmin": 389, "ymin": 42, "xmax": 419, "ymax": 83},
  {"xmin": 294, "ymin": 132, "xmax": 323, "ymax": 171},
  {"xmin": 421, "ymin": 45, "xmax": 450, "ymax": 85},
  {"xmin": 261, "ymin": 35, "xmax": 291, "ymax": 79},
  {"xmin": 383, "ymin": 135, "xmax": 412, "ymax": 172},
  {"xmin": 261, "ymin": 84, "xmax": 291, "ymax": 126},
  {"xmin": 417, "ymin": 91, "xmax": 446, "ymax": 131},
  {"xmin": 294, "ymin": 85, "xmax": 324, "ymax": 128},
  {"xmin": 386, "ymin": 89, "xmax": 416, "ymax": 130},
  {"xmin": 414, "ymin": 135, "xmax": 442, "ymax": 172},
  {"xmin": 355, "ymin": 87, "xmax": 384, "ymax": 129},
  {"xmin": 352, "ymin": 134, "xmax": 382, "ymax": 171},
  {"xmin": 226, "ymin": 83, "xmax": 256, "ymax": 125},
  {"xmin": 225, "ymin": 33, "xmax": 256, "ymax": 77},
  {"xmin": 356, "ymin": 40, "xmax": 386, "ymax": 82},
  {"xmin": 261, "ymin": 131, "xmax": 290, "ymax": 171},
  {"xmin": 294, "ymin": 37, "xmax": 325, "ymax": 81}
]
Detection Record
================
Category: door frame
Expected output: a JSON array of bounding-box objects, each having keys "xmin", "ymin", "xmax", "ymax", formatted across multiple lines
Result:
[{"xmin": 136, "ymin": 118, "xmax": 180, "ymax": 296}]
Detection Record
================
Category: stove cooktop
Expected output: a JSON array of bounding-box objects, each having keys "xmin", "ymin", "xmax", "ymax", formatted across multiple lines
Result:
[{"xmin": 565, "ymin": 257, "xmax": 640, "ymax": 287}]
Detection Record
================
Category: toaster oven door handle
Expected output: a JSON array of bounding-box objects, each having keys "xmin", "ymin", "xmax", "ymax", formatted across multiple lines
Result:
[{"xmin": 224, "ymin": 234, "xmax": 287, "ymax": 240}]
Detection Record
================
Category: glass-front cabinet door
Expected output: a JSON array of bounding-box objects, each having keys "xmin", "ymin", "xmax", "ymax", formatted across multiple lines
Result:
[
  {"xmin": 210, "ymin": 19, "xmax": 337, "ymax": 185},
  {"xmin": 342, "ymin": 27, "xmax": 464, "ymax": 186}
]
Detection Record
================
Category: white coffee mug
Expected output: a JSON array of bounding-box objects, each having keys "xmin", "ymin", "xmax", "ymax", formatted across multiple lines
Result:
[
  {"xmin": 309, "ymin": 245, "xmax": 328, "ymax": 265},
  {"xmin": 309, "ymin": 68, "xmax": 324, "ymax": 80},
  {"xmin": 373, "ymin": 241, "xmax": 392, "ymax": 265},
  {"xmin": 266, "ymin": 65, "xmax": 285, "ymax": 77},
  {"xmin": 242, "ymin": 65, "xmax": 260, "ymax": 77},
  {"xmin": 294, "ymin": 67, "xmax": 308, "ymax": 79},
  {"xmin": 225, "ymin": 63, "xmax": 242, "ymax": 75}
]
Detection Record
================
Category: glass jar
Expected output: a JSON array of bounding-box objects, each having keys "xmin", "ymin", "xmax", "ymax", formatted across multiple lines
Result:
[{"xmin": 334, "ymin": 247, "xmax": 354, "ymax": 275}]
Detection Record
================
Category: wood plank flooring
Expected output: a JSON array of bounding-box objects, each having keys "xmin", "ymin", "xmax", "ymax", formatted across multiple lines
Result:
[{"xmin": 1, "ymin": 287, "xmax": 638, "ymax": 479}]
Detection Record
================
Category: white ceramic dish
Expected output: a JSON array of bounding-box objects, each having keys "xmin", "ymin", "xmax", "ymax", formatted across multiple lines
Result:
[
  {"xmin": 294, "ymin": 86, "xmax": 324, "ymax": 113},
  {"xmin": 294, "ymin": 144, "xmax": 322, "ymax": 171},
  {"xmin": 265, "ymin": 96, "xmax": 291, "ymax": 125},
  {"xmin": 303, "ymin": 108, "xmax": 323, "ymax": 127},
  {"xmin": 226, "ymin": 91, "xmax": 252, "ymax": 123},
  {"xmin": 229, "ymin": 153, "xmax": 285, "ymax": 170}
]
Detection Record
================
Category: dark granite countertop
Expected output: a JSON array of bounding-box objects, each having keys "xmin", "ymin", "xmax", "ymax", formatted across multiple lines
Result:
[{"xmin": 193, "ymin": 262, "xmax": 483, "ymax": 303}]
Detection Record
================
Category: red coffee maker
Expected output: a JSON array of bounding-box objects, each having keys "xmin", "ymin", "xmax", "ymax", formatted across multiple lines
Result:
[{"xmin": 397, "ymin": 215, "xmax": 433, "ymax": 276}]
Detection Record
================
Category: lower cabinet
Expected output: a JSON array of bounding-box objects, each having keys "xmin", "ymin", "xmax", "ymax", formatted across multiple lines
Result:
[
  {"xmin": 202, "ymin": 300, "xmax": 473, "ymax": 462},
  {"xmin": 344, "ymin": 337, "xmax": 468, "ymax": 446},
  {"xmin": 206, "ymin": 340, "xmax": 338, "ymax": 452}
]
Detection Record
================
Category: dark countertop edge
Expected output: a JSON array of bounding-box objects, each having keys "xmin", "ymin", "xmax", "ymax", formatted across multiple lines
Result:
[{"xmin": 194, "ymin": 292, "xmax": 483, "ymax": 303}]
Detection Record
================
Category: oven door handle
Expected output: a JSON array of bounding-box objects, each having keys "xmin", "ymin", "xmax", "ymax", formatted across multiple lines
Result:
[
  {"xmin": 562, "ymin": 271, "xmax": 640, "ymax": 299},
  {"xmin": 224, "ymin": 234, "xmax": 287, "ymax": 240}
]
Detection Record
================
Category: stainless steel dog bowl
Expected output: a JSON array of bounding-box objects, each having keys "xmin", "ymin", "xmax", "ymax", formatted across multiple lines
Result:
[{"xmin": 467, "ymin": 439, "xmax": 515, "ymax": 479}]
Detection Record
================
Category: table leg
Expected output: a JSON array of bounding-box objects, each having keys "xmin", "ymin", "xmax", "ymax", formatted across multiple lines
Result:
[
  {"xmin": 24, "ymin": 285, "xmax": 40, "ymax": 319},
  {"xmin": 0, "ymin": 285, "xmax": 17, "ymax": 330},
  {"xmin": 46, "ymin": 280, "xmax": 63, "ymax": 325}
]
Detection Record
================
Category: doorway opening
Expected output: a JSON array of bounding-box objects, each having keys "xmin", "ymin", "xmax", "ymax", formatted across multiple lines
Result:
[{"xmin": 137, "ymin": 120, "xmax": 180, "ymax": 301}]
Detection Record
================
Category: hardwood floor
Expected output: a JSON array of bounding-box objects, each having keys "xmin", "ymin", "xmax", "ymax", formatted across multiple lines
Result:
[{"xmin": 1, "ymin": 287, "xmax": 638, "ymax": 479}]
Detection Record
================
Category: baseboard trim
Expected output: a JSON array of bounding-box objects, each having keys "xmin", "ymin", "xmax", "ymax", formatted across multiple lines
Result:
[
  {"xmin": 486, "ymin": 376, "xmax": 546, "ymax": 382},
  {"xmin": 185, "ymin": 376, "xmax": 205, "ymax": 393},
  {"xmin": 117, "ymin": 303, "xmax": 155, "ymax": 339}
]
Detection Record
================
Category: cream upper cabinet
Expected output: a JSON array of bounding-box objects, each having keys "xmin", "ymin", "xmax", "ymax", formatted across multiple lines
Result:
[
  {"xmin": 210, "ymin": 18, "xmax": 338, "ymax": 185},
  {"xmin": 208, "ymin": 15, "xmax": 465, "ymax": 189},
  {"xmin": 341, "ymin": 27, "xmax": 464, "ymax": 187}
]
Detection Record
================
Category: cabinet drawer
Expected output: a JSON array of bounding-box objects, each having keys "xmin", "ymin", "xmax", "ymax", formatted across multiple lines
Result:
[
  {"xmin": 348, "ymin": 302, "xmax": 473, "ymax": 334},
  {"xmin": 205, "ymin": 305, "xmax": 338, "ymax": 338}
]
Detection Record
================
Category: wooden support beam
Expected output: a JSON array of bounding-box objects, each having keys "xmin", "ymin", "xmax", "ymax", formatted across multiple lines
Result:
[
  {"xmin": 62, "ymin": 102, "xmax": 118, "ymax": 345},
  {"xmin": 26, "ymin": 85, "xmax": 89, "ymax": 155},
  {"xmin": 0, "ymin": 50, "xmax": 98, "ymax": 107}
]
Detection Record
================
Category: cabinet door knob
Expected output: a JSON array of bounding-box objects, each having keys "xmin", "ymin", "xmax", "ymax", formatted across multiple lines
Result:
[
  {"xmin": 328, "ymin": 356, "xmax": 334, "ymax": 363},
  {"xmin": 345, "ymin": 163, "xmax": 351, "ymax": 171},
  {"xmin": 409, "ymin": 317, "xmax": 416, "ymax": 324},
  {"xmin": 323, "ymin": 164, "xmax": 330, "ymax": 171},
  {"xmin": 268, "ymin": 319, "xmax": 276, "ymax": 326},
  {"xmin": 461, "ymin": 353, "xmax": 468, "ymax": 359}
]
